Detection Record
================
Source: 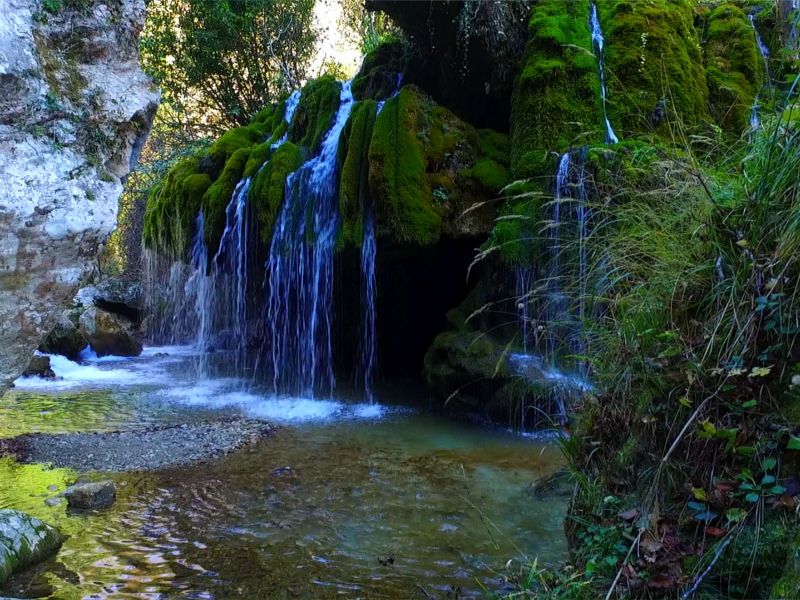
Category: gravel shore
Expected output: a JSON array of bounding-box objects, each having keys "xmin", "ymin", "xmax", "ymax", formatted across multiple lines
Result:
[{"xmin": 1, "ymin": 419, "xmax": 272, "ymax": 472}]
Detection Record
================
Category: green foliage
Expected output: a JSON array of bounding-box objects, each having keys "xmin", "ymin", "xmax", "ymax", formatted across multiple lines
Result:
[
  {"xmin": 338, "ymin": 0, "xmax": 401, "ymax": 54},
  {"xmin": 352, "ymin": 39, "xmax": 411, "ymax": 101},
  {"xmin": 140, "ymin": 0, "xmax": 316, "ymax": 131},
  {"xmin": 510, "ymin": 0, "xmax": 602, "ymax": 178},
  {"xmin": 601, "ymin": 0, "xmax": 709, "ymax": 135}
]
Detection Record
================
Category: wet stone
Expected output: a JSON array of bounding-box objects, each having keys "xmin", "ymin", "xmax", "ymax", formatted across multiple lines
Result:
[{"xmin": 64, "ymin": 480, "xmax": 116, "ymax": 510}]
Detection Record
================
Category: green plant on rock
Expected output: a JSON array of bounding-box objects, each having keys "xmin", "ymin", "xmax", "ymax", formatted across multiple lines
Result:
[
  {"xmin": 338, "ymin": 99, "xmax": 378, "ymax": 246},
  {"xmin": 289, "ymin": 76, "xmax": 342, "ymax": 153},
  {"xmin": 702, "ymin": 2, "xmax": 766, "ymax": 133},
  {"xmin": 510, "ymin": 0, "xmax": 603, "ymax": 178},
  {"xmin": 601, "ymin": 0, "xmax": 710, "ymax": 137}
]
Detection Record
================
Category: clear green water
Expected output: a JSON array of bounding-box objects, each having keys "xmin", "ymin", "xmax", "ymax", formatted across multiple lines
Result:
[{"xmin": 0, "ymin": 351, "xmax": 567, "ymax": 598}]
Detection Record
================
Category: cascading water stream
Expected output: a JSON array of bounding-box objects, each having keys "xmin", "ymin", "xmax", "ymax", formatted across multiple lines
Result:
[
  {"xmin": 184, "ymin": 211, "xmax": 213, "ymax": 375},
  {"xmin": 272, "ymin": 89, "xmax": 302, "ymax": 149},
  {"xmin": 360, "ymin": 209, "xmax": 378, "ymax": 403},
  {"xmin": 590, "ymin": 2, "xmax": 619, "ymax": 145},
  {"xmin": 213, "ymin": 177, "xmax": 253, "ymax": 373},
  {"xmin": 356, "ymin": 74, "xmax": 404, "ymax": 402},
  {"xmin": 749, "ymin": 13, "xmax": 771, "ymax": 130},
  {"xmin": 266, "ymin": 80, "xmax": 355, "ymax": 396}
]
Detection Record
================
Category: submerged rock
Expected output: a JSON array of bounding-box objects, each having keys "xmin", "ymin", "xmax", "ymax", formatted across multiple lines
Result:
[
  {"xmin": 0, "ymin": 509, "xmax": 64, "ymax": 584},
  {"xmin": 64, "ymin": 480, "xmax": 116, "ymax": 510},
  {"xmin": 79, "ymin": 307, "xmax": 142, "ymax": 357},
  {"xmin": 22, "ymin": 356, "xmax": 55, "ymax": 380}
]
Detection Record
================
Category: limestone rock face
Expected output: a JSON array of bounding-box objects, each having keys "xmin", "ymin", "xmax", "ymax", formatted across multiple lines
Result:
[
  {"xmin": 79, "ymin": 306, "xmax": 142, "ymax": 357},
  {"xmin": 0, "ymin": 0, "xmax": 159, "ymax": 390},
  {"xmin": 0, "ymin": 509, "xmax": 64, "ymax": 584}
]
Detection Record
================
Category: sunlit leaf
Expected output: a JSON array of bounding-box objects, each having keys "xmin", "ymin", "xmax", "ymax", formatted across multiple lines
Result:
[{"xmin": 749, "ymin": 366, "xmax": 772, "ymax": 377}]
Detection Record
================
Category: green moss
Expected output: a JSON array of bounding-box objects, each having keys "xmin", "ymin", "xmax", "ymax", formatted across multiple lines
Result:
[
  {"xmin": 290, "ymin": 76, "xmax": 341, "ymax": 152},
  {"xmin": 484, "ymin": 184, "xmax": 545, "ymax": 265},
  {"xmin": 338, "ymin": 100, "xmax": 378, "ymax": 246},
  {"xmin": 202, "ymin": 147, "xmax": 252, "ymax": 252},
  {"xmin": 602, "ymin": 0, "xmax": 709, "ymax": 135},
  {"xmin": 243, "ymin": 142, "xmax": 273, "ymax": 178},
  {"xmin": 142, "ymin": 157, "xmax": 211, "ymax": 254},
  {"xmin": 206, "ymin": 122, "xmax": 270, "ymax": 175},
  {"xmin": 249, "ymin": 142, "xmax": 303, "ymax": 243},
  {"xmin": 510, "ymin": 0, "xmax": 603, "ymax": 178},
  {"xmin": 476, "ymin": 129, "xmax": 511, "ymax": 164},
  {"xmin": 703, "ymin": 3, "xmax": 765, "ymax": 133},
  {"xmin": 352, "ymin": 39, "xmax": 410, "ymax": 101},
  {"xmin": 714, "ymin": 518, "xmax": 799, "ymax": 598},
  {"xmin": 368, "ymin": 87, "xmax": 442, "ymax": 244},
  {"xmin": 462, "ymin": 158, "xmax": 511, "ymax": 194}
]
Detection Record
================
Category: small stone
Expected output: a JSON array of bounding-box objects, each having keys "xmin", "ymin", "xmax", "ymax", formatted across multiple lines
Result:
[
  {"xmin": 45, "ymin": 497, "xmax": 62, "ymax": 507},
  {"xmin": 47, "ymin": 484, "xmax": 58, "ymax": 492},
  {"xmin": 64, "ymin": 480, "xmax": 116, "ymax": 509}
]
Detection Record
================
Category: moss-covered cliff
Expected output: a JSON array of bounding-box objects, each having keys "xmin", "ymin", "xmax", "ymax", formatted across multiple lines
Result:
[{"xmin": 144, "ymin": 70, "xmax": 510, "ymax": 260}]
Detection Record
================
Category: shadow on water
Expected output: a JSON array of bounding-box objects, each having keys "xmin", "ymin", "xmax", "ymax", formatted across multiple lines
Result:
[{"xmin": 2, "ymin": 349, "xmax": 568, "ymax": 598}]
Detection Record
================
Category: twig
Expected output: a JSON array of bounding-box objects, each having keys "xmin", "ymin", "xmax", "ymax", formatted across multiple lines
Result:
[
  {"xmin": 680, "ymin": 533, "xmax": 735, "ymax": 600},
  {"xmin": 604, "ymin": 530, "xmax": 643, "ymax": 600}
]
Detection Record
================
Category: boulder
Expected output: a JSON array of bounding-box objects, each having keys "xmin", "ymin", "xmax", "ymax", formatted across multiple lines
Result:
[
  {"xmin": 74, "ymin": 279, "xmax": 142, "ymax": 322},
  {"xmin": 64, "ymin": 480, "xmax": 116, "ymax": 510},
  {"xmin": 79, "ymin": 307, "xmax": 142, "ymax": 357},
  {"xmin": 22, "ymin": 356, "xmax": 55, "ymax": 379},
  {"xmin": 0, "ymin": 510, "xmax": 64, "ymax": 584},
  {"xmin": 38, "ymin": 311, "xmax": 87, "ymax": 361}
]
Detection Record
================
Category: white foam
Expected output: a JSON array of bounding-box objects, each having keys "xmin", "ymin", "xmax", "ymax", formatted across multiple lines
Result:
[
  {"xmin": 14, "ymin": 353, "xmax": 161, "ymax": 391},
  {"xmin": 79, "ymin": 346, "xmax": 130, "ymax": 363},
  {"xmin": 160, "ymin": 379, "xmax": 389, "ymax": 424}
]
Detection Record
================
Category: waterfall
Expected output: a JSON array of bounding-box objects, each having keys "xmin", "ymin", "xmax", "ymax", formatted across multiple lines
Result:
[
  {"xmin": 511, "ymin": 150, "xmax": 594, "ymax": 426},
  {"xmin": 355, "ymin": 73, "xmax": 404, "ymax": 401},
  {"xmin": 749, "ymin": 12, "xmax": 771, "ymax": 130},
  {"xmin": 265, "ymin": 80, "xmax": 355, "ymax": 396},
  {"xmin": 376, "ymin": 73, "xmax": 404, "ymax": 114},
  {"xmin": 272, "ymin": 89, "xmax": 302, "ymax": 149},
  {"xmin": 590, "ymin": 2, "xmax": 619, "ymax": 144},
  {"xmin": 360, "ymin": 209, "xmax": 378, "ymax": 403},
  {"xmin": 184, "ymin": 212, "xmax": 213, "ymax": 374},
  {"xmin": 142, "ymin": 89, "xmax": 302, "ymax": 365},
  {"xmin": 213, "ymin": 177, "xmax": 253, "ymax": 372}
]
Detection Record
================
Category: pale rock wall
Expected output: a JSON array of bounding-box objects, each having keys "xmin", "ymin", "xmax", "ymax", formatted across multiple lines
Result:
[{"xmin": 0, "ymin": 0, "xmax": 159, "ymax": 390}]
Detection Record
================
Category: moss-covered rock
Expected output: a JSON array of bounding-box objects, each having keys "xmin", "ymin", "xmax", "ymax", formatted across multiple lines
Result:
[
  {"xmin": 0, "ymin": 509, "xmax": 64, "ymax": 584},
  {"xmin": 702, "ymin": 2, "xmax": 766, "ymax": 133},
  {"xmin": 202, "ymin": 146, "xmax": 252, "ymax": 252},
  {"xmin": 510, "ymin": 0, "xmax": 603, "ymax": 179},
  {"xmin": 338, "ymin": 99, "xmax": 378, "ymax": 246},
  {"xmin": 602, "ymin": 0, "xmax": 709, "ymax": 136},
  {"xmin": 249, "ymin": 142, "xmax": 303, "ymax": 244},
  {"xmin": 289, "ymin": 75, "xmax": 342, "ymax": 154},
  {"xmin": 368, "ymin": 86, "xmax": 510, "ymax": 244},
  {"xmin": 352, "ymin": 39, "xmax": 410, "ymax": 101},
  {"xmin": 145, "ymin": 78, "xmax": 508, "ymax": 259},
  {"xmin": 142, "ymin": 156, "xmax": 211, "ymax": 254}
]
